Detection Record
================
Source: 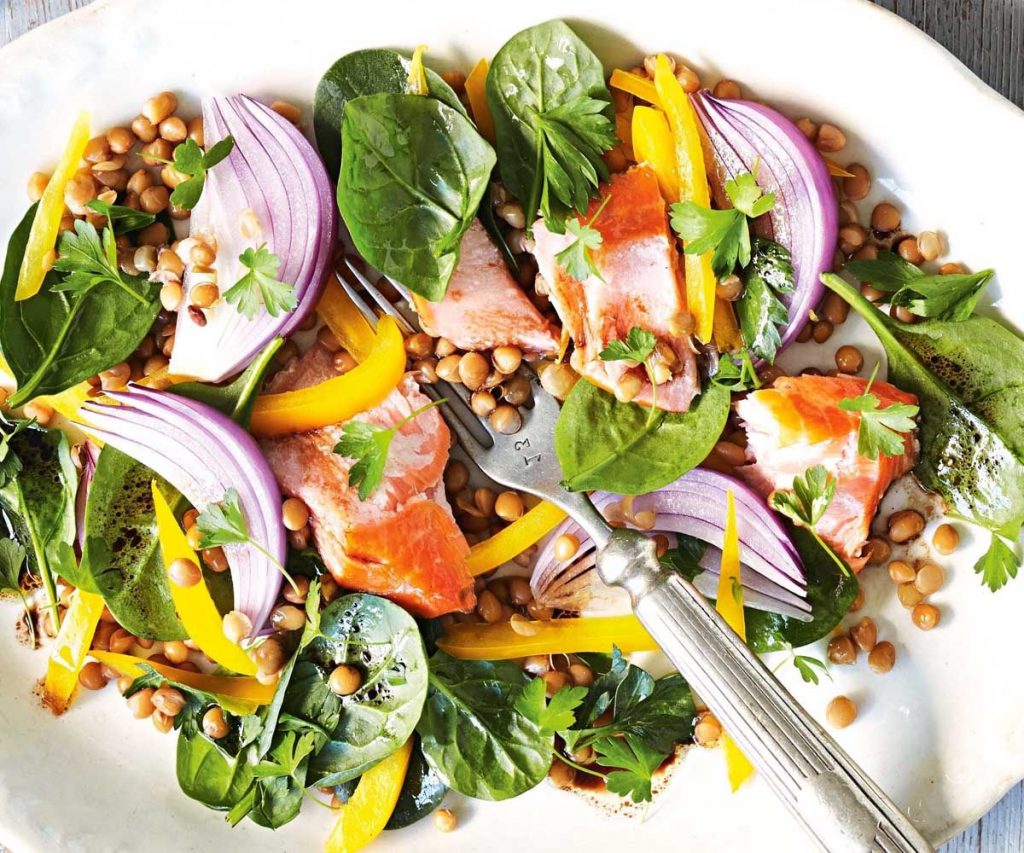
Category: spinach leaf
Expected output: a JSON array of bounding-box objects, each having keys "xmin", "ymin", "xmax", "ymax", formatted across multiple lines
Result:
[
  {"xmin": 298, "ymin": 594, "xmax": 428, "ymax": 785},
  {"xmin": 822, "ymin": 273, "xmax": 1024, "ymax": 588},
  {"xmin": 385, "ymin": 737, "xmax": 448, "ymax": 830},
  {"xmin": 737, "ymin": 238, "xmax": 793, "ymax": 363},
  {"xmin": 338, "ymin": 94, "xmax": 495, "ymax": 302},
  {"xmin": 177, "ymin": 729, "xmax": 256, "ymax": 811},
  {"xmin": 485, "ymin": 20, "xmax": 616, "ymax": 230},
  {"xmin": 417, "ymin": 652, "xmax": 550, "ymax": 800},
  {"xmin": 313, "ymin": 47, "xmax": 465, "ymax": 181},
  {"xmin": 0, "ymin": 422, "xmax": 76, "ymax": 615},
  {"xmin": 82, "ymin": 447, "xmax": 186, "ymax": 640},
  {"xmin": 1, "ymin": 205, "xmax": 161, "ymax": 407},
  {"xmin": 555, "ymin": 379, "xmax": 730, "ymax": 494},
  {"xmin": 85, "ymin": 198, "xmax": 156, "ymax": 235},
  {"xmin": 170, "ymin": 337, "xmax": 282, "ymax": 427}
]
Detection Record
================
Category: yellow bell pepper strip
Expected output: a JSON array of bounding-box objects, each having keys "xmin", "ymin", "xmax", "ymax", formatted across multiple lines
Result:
[
  {"xmin": 408, "ymin": 45, "xmax": 429, "ymax": 96},
  {"xmin": 466, "ymin": 500, "xmax": 567, "ymax": 576},
  {"xmin": 653, "ymin": 55, "xmax": 717, "ymax": 343},
  {"xmin": 91, "ymin": 651, "xmax": 274, "ymax": 714},
  {"xmin": 715, "ymin": 490, "xmax": 755, "ymax": 791},
  {"xmin": 316, "ymin": 278, "xmax": 376, "ymax": 364},
  {"xmin": 465, "ymin": 58, "xmax": 495, "ymax": 143},
  {"xmin": 824, "ymin": 158, "xmax": 855, "ymax": 179},
  {"xmin": 17, "ymin": 111, "xmax": 91, "ymax": 301},
  {"xmin": 712, "ymin": 299, "xmax": 743, "ymax": 353},
  {"xmin": 437, "ymin": 614, "xmax": 657, "ymax": 660},
  {"xmin": 42, "ymin": 589, "xmax": 105, "ymax": 715},
  {"xmin": 632, "ymin": 106, "xmax": 679, "ymax": 202},
  {"xmin": 250, "ymin": 315, "xmax": 405, "ymax": 437},
  {"xmin": 325, "ymin": 738, "xmax": 414, "ymax": 853},
  {"xmin": 609, "ymin": 69, "xmax": 662, "ymax": 109},
  {"xmin": 151, "ymin": 482, "xmax": 257, "ymax": 675}
]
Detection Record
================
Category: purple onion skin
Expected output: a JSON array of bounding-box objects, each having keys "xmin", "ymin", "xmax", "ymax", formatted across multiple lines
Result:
[
  {"xmin": 691, "ymin": 91, "xmax": 838, "ymax": 352},
  {"xmin": 74, "ymin": 441, "xmax": 100, "ymax": 554}
]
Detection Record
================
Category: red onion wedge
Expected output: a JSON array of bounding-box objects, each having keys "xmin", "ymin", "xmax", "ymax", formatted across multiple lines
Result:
[
  {"xmin": 74, "ymin": 440, "xmax": 99, "ymax": 554},
  {"xmin": 691, "ymin": 91, "xmax": 838, "ymax": 352},
  {"xmin": 531, "ymin": 470, "xmax": 809, "ymax": 619},
  {"xmin": 170, "ymin": 95, "xmax": 337, "ymax": 382},
  {"xmin": 80, "ymin": 385, "xmax": 286, "ymax": 633}
]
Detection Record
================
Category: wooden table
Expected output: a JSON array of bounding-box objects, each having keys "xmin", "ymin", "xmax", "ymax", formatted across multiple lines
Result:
[{"xmin": 2, "ymin": 1, "xmax": 1022, "ymax": 851}]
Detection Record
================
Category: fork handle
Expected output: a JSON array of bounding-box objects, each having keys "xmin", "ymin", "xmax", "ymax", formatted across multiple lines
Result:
[{"xmin": 597, "ymin": 529, "xmax": 933, "ymax": 853}]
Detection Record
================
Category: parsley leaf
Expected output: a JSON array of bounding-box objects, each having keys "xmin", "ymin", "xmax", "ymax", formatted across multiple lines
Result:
[
  {"xmin": 975, "ymin": 523, "xmax": 1021, "ymax": 592},
  {"xmin": 0, "ymin": 538, "xmax": 32, "ymax": 646},
  {"xmin": 333, "ymin": 400, "xmax": 444, "ymax": 500},
  {"xmin": 770, "ymin": 465, "xmax": 849, "ymax": 575},
  {"xmin": 792, "ymin": 655, "xmax": 830, "ymax": 685},
  {"xmin": 51, "ymin": 220, "xmax": 153, "ymax": 305},
  {"xmin": 555, "ymin": 195, "xmax": 611, "ymax": 282},
  {"xmin": 531, "ymin": 96, "xmax": 617, "ymax": 232},
  {"xmin": 592, "ymin": 733, "xmax": 666, "ymax": 804},
  {"xmin": 514, "ymin": 676, "xmax": 587, "ymax": 737},
  {"xmin": 169, "ymin": 136, "xmax": 235, "ymax": 210},
  {"xmin": 670, "ymin": 167, "xmax": 775, "ymax": 277},
  {"xmin": 599, "ymin": 327, "xmax": 656, "ymax": 364},
  {"xmin": 838, "ymin": 364, "xmax": 919, "ymax": 459},
  {"xmin": 0, "ymin": 414, "xmax": 33, "ymax": 488},
  {"xmin": 85, "ymin": 198, "xmax": 156, "ymax": 235},
  {"xmin": 737, "ymin": 238, "xmax": 794, "ymax": 363},
  {"xmin": 712, "ymin": 350, "xmax": 761, "ymax": 392},
  {"xmin": 222, "ymin": 244, "xmax": 297, "ymax": 320},
  {"xmin": 844, "ymin": 251, "xmax": 994, "ymax": 321},
  {"xmin": 659, "ymin": 534, "xmax": 707, "ymax": 581},
  {"xmin": 252, "ymin": 730, "xmax": 318, "ymax": 782}
]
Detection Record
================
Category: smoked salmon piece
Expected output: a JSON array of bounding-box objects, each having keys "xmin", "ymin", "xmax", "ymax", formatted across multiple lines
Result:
[
  {"xmin": 262, "ymin": 345, "xmax": 475, "ymax": 617},
  {"xmin": 414, "ymin": 220, "xmax": 560, "ymax": 355},
  {"xmin": 530, "ymin": 165, "xmax": 699, "ymax": 412},
  {"xmin": 736, "ymin": 374, "xmax": 919, "ymax": 571}
]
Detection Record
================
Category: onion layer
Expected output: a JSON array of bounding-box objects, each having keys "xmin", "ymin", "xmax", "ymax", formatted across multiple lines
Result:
[
  {"xmin": 81, "ymin": 386, "xmax": 286, "ymax": 632},
  {"xmin": 170, "ymin": 95, "xmax": 336, "ymax": 382},
  {"xmin": 691, "ymin": 91, "xmax": 838, "ymax": 352}
]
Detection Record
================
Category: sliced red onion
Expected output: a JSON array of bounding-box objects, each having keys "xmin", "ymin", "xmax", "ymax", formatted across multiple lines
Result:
[
  {"xmin": 74, "ymin": 440, "xmax": 100, "ymax": 553},
  {"xmin": 81, "ymin": 386, "xmax": 286, "ymax": 632},
  {"xmin": 691, "ymin": 91, "xmax": 838, "ymax": 351},
  {"xmin": 531, "ymin": 470, "xmax": 808, "ymax": 619},
  {"xmin": 170, "ymin": 94, "xmax": 336, "ymax": 382}
]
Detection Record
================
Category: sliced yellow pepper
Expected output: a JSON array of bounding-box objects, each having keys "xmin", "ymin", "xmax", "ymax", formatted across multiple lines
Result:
[
  {"xmin": 316, "ymin": 278, "xmax": 376, "ymax": 364},
  {"xmin": 465, "ymin": 58, "xmax": 495, "ymax": 143},
  {"xmin": 17, "ymin": 111, "xmax": 91, "ymax": 301},
  {"xmin": 250, "ymin": 315, "xmax": 405, "ymax": 437},
  {"xmin": 466, "ymin": 500, "xmax": 567, "ymax": 576},
  {"xmin": 408, "ymin": 45, "xmax": 429, "ymax": 96},
  {"xmin": 715, "ymin": 490, "xmax": 755, "ymax": 791},
  {"xmin": 437, "ymin": 614, "xmax": 657, "ymax": 660},
  {"xmin": 151, "ymin": 482, "xmax": 256, "ymax": 676},
  {"xmin": 653, "ymin": 56, "xmax": 717, "ymax": 343},
  {"xmin": 712, "ymin": 299, "xmax": 743, "ymax": 353},
  {"xmin": 91, "ymin": 651, "xmax": 273, "ymax": 714},
  {"xmin": 325, "ymin": 738, "xmax": 414, "ymax": 853},
  {"xmin": 609, "ymin": 69, "xmax": 662, "ymax": 109},
  {"xmin": 632, "ymin": 106, "xmax": 679, "ymax": 202},
  {"xmin": 43, "ymin": 589, "xmax": 105, "ymax": 715}
]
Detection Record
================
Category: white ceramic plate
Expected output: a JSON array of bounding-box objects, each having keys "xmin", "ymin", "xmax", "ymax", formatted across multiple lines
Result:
[{"xmin": 1, "ymin": 1, "xmax": 1022, "ymax": 850}]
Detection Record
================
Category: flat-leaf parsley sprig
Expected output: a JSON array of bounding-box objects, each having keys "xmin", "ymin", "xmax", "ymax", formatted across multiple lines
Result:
[
  {"xmin": 556, "ymin": 194, "xmax": 612, "ymax": 282},
  {"xmin": 770, "ymin": 465, "xmax": 850, "ymax": 575},
  {"xmin": 223, "ymin": 245, "xmax": 298, "ymax": 320},
  {"xmin": 838, "ymin": 364, "xmax": 919, "ymax": 460},
  {"xmin": 599, "ymin": 326, "xmax": 659, "ymax": 422}
]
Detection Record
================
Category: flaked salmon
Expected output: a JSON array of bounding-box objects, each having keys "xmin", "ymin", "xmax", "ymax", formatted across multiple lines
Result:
[
  {"xmin": 736, "ymin": 374, "xmax": 919, "ymax": 571},
  {"xmin": 530, "ymin": 165, "xmax": 699, "ymax": 412},
  {"xmin": 414, "ymin": 220, "xmax": 560, "ymax": 355},
  {"xmin": 262, "ymin": 345, "xmax": 475, "ymax": 617}
]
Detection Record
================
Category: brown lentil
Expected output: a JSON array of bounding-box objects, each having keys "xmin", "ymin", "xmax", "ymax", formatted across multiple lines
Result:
[
  {"xmin": 223, "ymin": 610, "xmax": 253, "ymax": 643},
  {"xmin": 812, "ymin": 319, "xmax": 834, "ymax": 344},
  {"xmin": 888, "ymin": 509, "xmax": 925, "ymax": 543},
  {"xmin": 470, "ymin": 388, "xmax": 496, "ymax": 417},
  {"xmin": 569, "ymin": 663, "xmax": 594, "ymax": 687},
  {"xmin": 490, "ymin": 404, "xmax": 522, "ymax": 435},
  {"xmin": 190, "ymin": 283, "xmax": 220, "ymax": 309},
  {"xmin": 553, "ymin": 533, "xmax": 580, "ymax": 562},
  {"xmin": 897, "ymin": 582, "xmax": 924, "ymax": 609},
  {"xmin": 850, "ymin": 617, "xmax": 878, "ymax": 652},
  {"xmin": 163, "ymin": 640, "xmax": 190, "ymax": 665},
  {"xmin": 140, "ymin": 138, "xmax": 173, "ymax": 165},
  {"xmin": 271, "ymin": 605, "xmax": 305, "ymax": 632},
  {"xmin": 433, "ymin": 808, "xmax": 458, "ymax": 832},
  {"xmin": 543, "ymin": 670, "xmax": 571, "ymax": 697},
  {"xmin": 675, "ymin": 64, "xmax": 702, "ymax": 93},
  {"xmin": 849, "ymin": 587, "xmax": 865, "ymax": 613},
  {"xmin": 870, "ymin": 202, "xmax": 901, "ymax": 233},
  {"xmin": 825, "ymin": 695, "xmax": 857, "ymax": 728},
  {"xmin": 495, "ymin": 490, "xmax": 525, "ymax": 522},
  {"xmin": 841, "ymin": 164, "xmax": 871, "ymax": 200},
  {"xmin": 716, "ymin": 274, "xmax": 743, "ymax": 301},
  {"xmin": 939, "ymin": 262, "xmax": 965, "ymax": 275},
  {"xmin": 203, "ymin": 706, "xmax": 230, "ymax": 739},
  {"xmin": 887, "ymin": 557, "xmax": 916, "ymax": 582},
  {"xmin": 144, "ymin": 92, "xmax": 178, "ymax": 125},
  {"xmin": 78, "ymin": 661, "xmax": 108, "ymax": 690},
  {"xmin": 912, "ymin": 603, "xmax": 941, "ymax": 631},
  {"xmin": 326, "ymin": 664, "xmax": 362, "ymax": 696},
  {"xmin": 548, "ymin": 758, "xmax": 576, "ymax": 788},
  {"xmin": 693, "ymin": 711, "xmax": 723, "ymax": 747},
  {"xmin": 168, "ymin": 557, "xmax": 202, "ymax": 587},
  {"xmin": 914, "ymin": 563, "xmax": 944, "ymax": 596},
  {"xmin": 138, "ymin": 222, "xmax": 170, "ymax": 246},
  {"xmin": 459, "ymin": 352, "xmax": 490, "ymax": 389},
  {"xmin": 795, "ymin": 117, "xmax": 819, "ymax": 142},
  {"xmin": 404, "ymin": 332, "xmax": 434, "ymax": 358},
  {"xmin": 834, "ymin": 345, "xmax": 863, "ymax": 374},
  {"xmin": 152, "ymin": 685, "xmax": 187, "ymax": 717},
  {"xmin": 712, "ymin": 79, "xmax": 742, "ymax": 99},
  {"xmin": 539, "ymin": 363, "xmax": 576, "ymax": 401},
  {"xmin": 827, "ymin": 635, "xmax": 857, "ymax": 665},
  {"xmin": 868, "ymin": 641, "xmax": 896, "ymax": 674},
  {"xmin": 506, "ymin": 575, "xmax": 533, "ymax": 605},
  {"xmin": 932, "ymin": 523, "xmax": 959, "ymax": 555},
  {"xmin": 270, "ymin": 100, "xmax": 302, "ymax": 124},
  {"xmin": 492, "ymin": 346, "xmax": 522, "ymax": 375},
  {"xmin": 837, "ymin": 224, "xmax": 867, "ymax": 255},
  {"xmin": 476, "ymin": 589, "xmax": 503, "ymax": 624},
  {"xmin": 128, "ymin": 687, "xmax": 158, "ymax": 719},
  {"xmin": 281, "ymin": 497, "xmax": 310, "ymax": 532},
  {"xmin": 109, "ymin": 628, "xmax": 136, "ymax": 654},
  {"xmin": 815, "ymin": 124, "xmax": 846, "ymax": 153},
  {"xmin": 522, "ymin": 655, "xmax": 549, "ymax": 676},
  {"xmin": 283, "ymin": 575, "xmax": 311, "ymax": 604}
]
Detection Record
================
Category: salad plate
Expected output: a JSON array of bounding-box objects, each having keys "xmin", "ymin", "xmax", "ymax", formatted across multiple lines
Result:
[{"xmin": 0, "ymin": 0, "xmax": 1022, "ymax": 852}]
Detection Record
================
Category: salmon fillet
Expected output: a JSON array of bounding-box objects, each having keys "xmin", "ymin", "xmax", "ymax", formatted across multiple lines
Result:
[
  {"xmin": 530, "ymin": 165, "xmax": 699, "ymax": 412},
  {"xmin": 414, "ymin": 220, "xmax": 560, "ymax": 355},
  {"xmin": 736, "ymin": 374, "xmax": 919, "ymax": 571},
  {"xmin": 262, "ymin": 345, "xmax": 475, "ymax": 616}
]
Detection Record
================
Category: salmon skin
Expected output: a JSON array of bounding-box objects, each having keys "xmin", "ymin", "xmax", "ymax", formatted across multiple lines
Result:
[
  {"xmin": 262, "ymin": 345, "xmax": 475, "ymax": 617},
  {"xmin": 736, "ymin": 374, "xmax": 919, "ymax": 571},
  {"xmin": 414, "ymin": 220, "xmax": 560, "ymax": 356},
  {"xmin": 530, "ymin": 165, "xmax": 699, "ymax": 412}
]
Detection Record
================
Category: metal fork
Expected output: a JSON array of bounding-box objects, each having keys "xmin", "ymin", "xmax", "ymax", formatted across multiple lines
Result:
[{"xmin": 337, "ymin": 262, "xmax": 933, "ymax": 853}]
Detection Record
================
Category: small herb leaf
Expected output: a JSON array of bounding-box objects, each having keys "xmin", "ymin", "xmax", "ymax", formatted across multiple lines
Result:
[
  {"xmin": 223, "ymin": 244, "xmax": 297, "ymax": 320},
  {"xmin": 599, "ymin": 326, "xmax": 657, "ymax": 364},
  {"xmin": 169, "ymin": 136, "xmax": 236, "ymax": 210}
]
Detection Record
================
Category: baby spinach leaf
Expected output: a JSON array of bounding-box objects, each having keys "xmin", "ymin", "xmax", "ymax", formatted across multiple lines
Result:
[
  {"xmin": 296, "ymin": 594, "xmax": 428, "ymax": 786},
  {"xmin": 737, "ymin": 238, "xmax": 794, "ymax": 363},
  {"xmin": 338, "ymin": 93, "xmax": 495, "ymax": 302},
  {"xmin": 822, "ymin": 273, "xmax": 1024, "ymax": 587},
  {"xmin": 313, "ymin": 47, "xmax": 465, "ymax": 180},
  {"xmin": 417, "ymin": 652, "xmax": 550, "ymax": 800},
  {"xmin": 81, "ymin": 447, "xmax": 186, "ymax": 640},
  {"xmin": 486, "ymin": 20, "xmax": 615, "ymax": 230},
  {"xmin": 384, "ymin": 737, "xmax": 449, "ymax": 830},
  {"xmin": 1, "ymin": 204, "xmax": 161, "ymax": 407},
  {"xmin": 555, "ymin": 379, "xmax": 730, "ymax": 494},
  {"xmin": 177, "ymin": 729, "xmax": 256, "ymax": 812}
]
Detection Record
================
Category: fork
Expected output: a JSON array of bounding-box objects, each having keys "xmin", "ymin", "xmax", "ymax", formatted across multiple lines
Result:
[{"xmin": 337, "ymin": 262, "xmax": 933, "ymax": 853}]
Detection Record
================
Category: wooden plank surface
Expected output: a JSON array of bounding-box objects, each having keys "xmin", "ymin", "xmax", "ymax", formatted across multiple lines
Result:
[{"xmin": 1, "ymin": 0, "xmax": 1023, "ymax": 851}]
